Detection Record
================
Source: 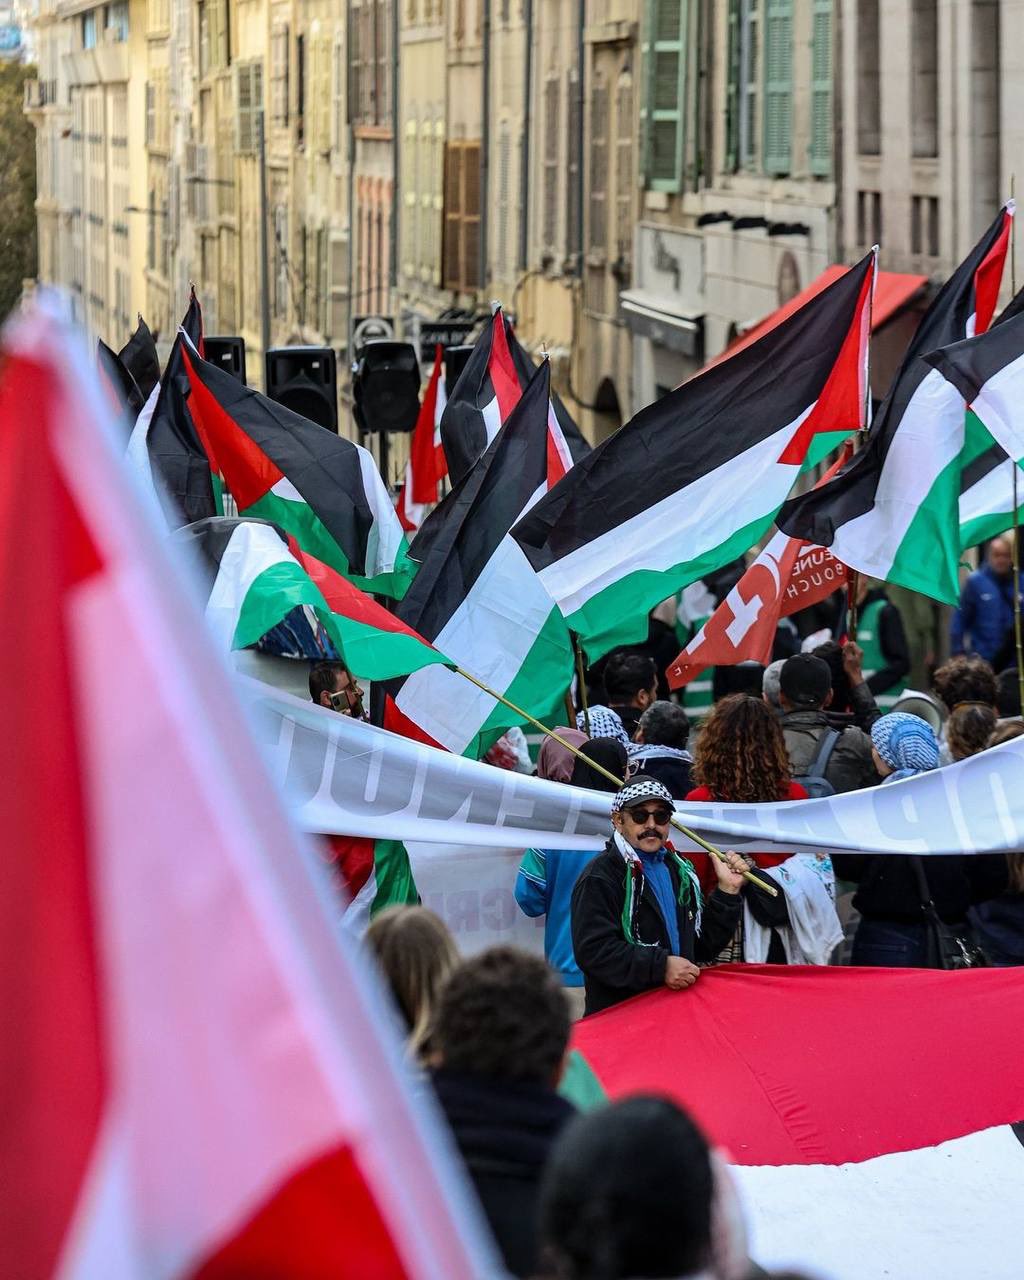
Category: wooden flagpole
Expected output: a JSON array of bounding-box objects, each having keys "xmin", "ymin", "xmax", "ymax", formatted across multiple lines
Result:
[
  {"xmin": 454, "ymin": 664, "xmax": 778, "ymax": 896},
  {"xmin": 572, "ymin": 632, "xmax": 591, "ymax": 736},
  {"xmin": 1010, "ymin": 177, "xmax": 1024, "ymax": 717}
]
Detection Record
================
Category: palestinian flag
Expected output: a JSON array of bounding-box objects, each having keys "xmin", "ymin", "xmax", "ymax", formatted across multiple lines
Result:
[
  {"xmin": 96, "ymin": 338, "xmax": 144, "ymax": 428},
  {"xmin": 572, "ymin": 968, "xmax": 1024, "ymax": 1280},
  {"xmin": 127, "ymin": 288, "xmax": 219, "ymax": 527},
  {"xmin": 925, "ymin": 304, "xmax": 1024, "ymax": 508},
  {"xmin": 118, "ymin": 313, "xmax": 161, "ymax": 399},
  {"xmin": 181, "ymin": 340, "xmax": 416, "ymax": 600},
  {"xmin": 512, "ymin": 250, "xmax": 877, "ymax": 662},
  {"xmin": 397, "ymin": 344, "xmax": 448, "ymax": 532},
  {"xmin": 177, "ymin": 515, "xmax": 451, "ymax": 680},
  {"xmin": 778, "ymin": 203, "xmax": 1013, "ymax": 605},
  {"xmin": 955, "ymin": 291, "xmax": 1024, "ymax": 548},
  {"xmin": 439, "ymin": 309, "xmax": 587, "ymax": 488},
  {"xmin": 386, "ymin": 359, "xmax": 574, "ymax": 757},
  {"xmin": 668, "ymin": 451, "xmax": 851, "ymax": 689},
  {"xmin": 0, "ymin": 304, "xmax": 496, "ymax": 1279}
]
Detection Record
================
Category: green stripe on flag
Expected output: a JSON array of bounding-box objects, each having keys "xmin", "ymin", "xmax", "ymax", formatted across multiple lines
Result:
[
  {"xmin": 370, "ymin": 839, "xmax": 419, "ymax": 915},
  {"xmin": 247, "ymin": 489, "xmax": 417, "ymax": 600},
  {"xmin": 234, "ymin": 560, "xmax": 331, "ymax": 650},
  {"xmin": 331, "ymin": 614, "xmax": 450, "ymax": 681},
  {"xmin": 558, "ymin": 1049, "xmax": 608, "ymax": 1112},
  {"xmin": 883, "ymin": 452, "xmax": 964, "ymax": 605}
]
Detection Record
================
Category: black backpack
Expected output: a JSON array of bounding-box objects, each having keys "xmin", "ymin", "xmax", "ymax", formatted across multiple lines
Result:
[{"xmin": 792, "ymin": 728, "xmax": 840, "ymax": 799}]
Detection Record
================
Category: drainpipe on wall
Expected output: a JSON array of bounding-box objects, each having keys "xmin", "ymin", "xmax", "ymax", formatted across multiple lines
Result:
[
  {"xmin": 518, "ymin": 0, "xmax": 533, "ymax": 273},
  {"xmin": 480, "ymin": 0, "xmax": 491, "ymax": 293}
]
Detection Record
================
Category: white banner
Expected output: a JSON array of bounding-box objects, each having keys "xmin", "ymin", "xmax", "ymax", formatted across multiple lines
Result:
[{"xmin": 246, "ymin": 679, "xmax": 1024, "ymax": 859}]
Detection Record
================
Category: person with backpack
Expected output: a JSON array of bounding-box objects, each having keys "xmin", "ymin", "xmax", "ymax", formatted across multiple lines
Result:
[
  {"xmin": 684, "ymin": 695, "xmax": 842, "ymax": 965},
  {"xmin": 778, "ymin": 654, "xmax": 880, "ymax": 796}
]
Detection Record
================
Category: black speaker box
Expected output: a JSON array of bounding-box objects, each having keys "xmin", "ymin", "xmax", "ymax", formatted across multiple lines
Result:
[
  {"xmin": 352, "ymin": 340, "xmax": 422, "ymax": 435},
  {"xmin": 204, "ymin": 335, "xmax": 247, "ymax": 384},
  {"xmin": 265, "ymin": 346, "xmax": 338, "ymax": 432}
]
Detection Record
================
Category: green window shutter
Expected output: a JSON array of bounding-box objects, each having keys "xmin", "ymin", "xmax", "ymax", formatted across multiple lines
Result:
[
  {"xmin": 642, "ymin": 0, "xmax": 686, "ymax": 193},
  {"xmin": 763, "ymin": 0, "xmax": 792, "ymax": 176},
  {"xmin": 810, "ymin": 0, "xmax": 832, "ymax": 176},
  {"xmin": 725, "ymin": 0, "xmax": 740, "ymax": 171}
]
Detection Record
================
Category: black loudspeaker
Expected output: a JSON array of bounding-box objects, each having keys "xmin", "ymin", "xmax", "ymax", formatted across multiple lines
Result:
[
  {"xmin": 205, "ymin": 335, "xmax": 247, "ymax": 384},
  {"xmin": 444, "ymin": 344, "xmax": 473, "ymax": 395},
  {"xmin": 265, "ymin": 346, "xmax": 338, "ymax": 432},
  {"xmin": 352, "ymin": 340, "xmax": 422, "ymax": 434}
]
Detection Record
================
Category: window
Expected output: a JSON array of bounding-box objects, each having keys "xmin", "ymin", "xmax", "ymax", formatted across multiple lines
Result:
[
  {"xmin": 856, "ymin": 189, "xmax": 882, "ymax": 247},
  {"xmin": 82, "ymin": 11, "xmax": 97, "ymax": 48},
  {"xmin": 726, "ymin": 0, "xmax": 759, "ymax": 172},
  {"xmin": 567, "ymin": 70, "xmax": 582, "ymax": 261},
  {"xmin": 856, "ymin": 0, "xmax": 880, "ymax": 155},
  {"xmin": 588, "ymin": 73, "xmax": 609, "ymax": 257},
  {"xmin": 145, "ymin": 82, "xmax": 156, "ymax": 146},
  {"xmin": 271, "ymin": 24, "xmax": 289, "ymax": 128},
  {"xmin": 809, "ymin": 0, "xmax": 831, "ymax": 176},
  {"xmin": 105, "ymin": 0, "xmax": 129, "ymax": 41},
  {"xmin": 643, "ymin": 0, "xmax": 684, "ymax": 191},
  {"xmin": 349, "ymin": 1, "xmax": 391, "ymax": 127},
  {"xmin": 296, "ymin": 33, "xmax": 306, "ymax": 144},
  {"xmin": 911, "ymin": 195, "xmax": 939, "ymax": 257},
  {"xmin": 443, "ymin": 140, "xmax": 482, "ymax": 292},
  {"xmin": 911, "ymin": 0, "xmax": 938, "ymax": 158},
  {"xmin": 615, "ymin": 67, "xmax": 634, "ymax": 267},
  {"xmin": 495, "ymin": 120, "xmax": 511, "ymax": 279},
  {"xmin": 762, "ymin": 0, "xmax": 792, "ymax": 176}
]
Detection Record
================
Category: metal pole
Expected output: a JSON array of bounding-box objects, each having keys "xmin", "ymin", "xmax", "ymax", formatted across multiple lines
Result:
[
  {"xmin": 257, "ymin": 108, "xmax": 271, "ymax": 380},
  {"xmin": 518, "ymin": 0, "xmax": 533, "ymax": 272},
  {"xmin": 1011, "ymin": 177, "xmax": 1024, "ymax": 716},
  {"xmin": 480, "ymin": 0, "xmax": 491, "ymax": 290}
]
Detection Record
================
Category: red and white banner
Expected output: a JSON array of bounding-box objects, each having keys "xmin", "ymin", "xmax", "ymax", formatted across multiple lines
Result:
[
  {"xmin": 668, "ymin": 452, "xmax": 851, "ymax": 689},
  {"xmin": 573, "ymin": 967, "xmax": 1024, "ymax": 1280},
  {"xmin": 0, "ymin": 301, "xmax": 497, "ymax": 1279}
]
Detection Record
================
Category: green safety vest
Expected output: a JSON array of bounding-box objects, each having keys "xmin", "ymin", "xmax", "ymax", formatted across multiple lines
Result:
[{"xmin": 857, "ymin": 597, "xmax": 907, "ymax": 711}]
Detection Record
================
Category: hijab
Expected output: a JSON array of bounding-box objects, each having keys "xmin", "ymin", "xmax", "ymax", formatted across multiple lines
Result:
[
  {"xmin": 871, "ymin": 711, "xmax": 940, "ymax": 783},
  {"xmin": 569, "ymin": 737, "xmax": 629, "ymax": 793}
]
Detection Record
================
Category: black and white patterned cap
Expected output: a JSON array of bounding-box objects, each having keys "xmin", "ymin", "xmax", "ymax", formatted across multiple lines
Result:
[{"xmin": 611, "ymin": 774, "xmax": 675, "ymax": 813}]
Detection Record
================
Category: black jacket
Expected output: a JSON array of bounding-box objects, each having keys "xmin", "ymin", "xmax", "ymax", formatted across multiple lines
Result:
[
  {"xmin": 832, "ymin": 852, "xmax": 1007, "ymax": 925},
  {"xmin": 571, "ymin": 839, "xmax": 743, "ymax": 1015},
  {"xmin": 432, "ymin": 1070, "xmax": 575, "ymax": 1277}
]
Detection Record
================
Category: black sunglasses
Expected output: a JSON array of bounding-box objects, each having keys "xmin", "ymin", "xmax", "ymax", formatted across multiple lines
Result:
[{"xmin": 625, "ymin": 806, "xmax": 674, "ymax": 826}]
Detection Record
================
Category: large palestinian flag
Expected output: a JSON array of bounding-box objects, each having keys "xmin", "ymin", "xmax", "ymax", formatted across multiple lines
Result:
[
  {"xmin": 386, "ymin": 359, "xmax": 574, "ymax": 757},
  {"xmin": 128, "ymin": 287, "xmax": 219, "ymax": 528},
  {"xmin": 181, "ymin": 340, "xmax": 416, "ymax": 600},
  {"xmin": 778, "ymin": 203, "xmax": 1013, "ymax": 605},
  {"xmin": 177, "ymin": 515, "xmax": 451, "ymax": 680},
  {"xmin": 397, "ymin": 344, "xmax": 448, "ymax": 532},
  {"xmin": 572, "ymin": 967, "xmax": 1024, "ymax": 1280},
  {"xmin": 0, "ymin": 304, "xmax": 497, "ymax": 1279},
  {"xmin": 512, "ymin": 250, "xmax": 876, "ymax": 661},
  {"xmin": 439, "ymin": 309, "xmax": 587, "ymax": 487}
]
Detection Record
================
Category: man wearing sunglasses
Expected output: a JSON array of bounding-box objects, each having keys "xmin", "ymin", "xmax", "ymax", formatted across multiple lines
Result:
[{"xmin": 570, "ymin": 776, "xmax": 747, "ymax": 1015}]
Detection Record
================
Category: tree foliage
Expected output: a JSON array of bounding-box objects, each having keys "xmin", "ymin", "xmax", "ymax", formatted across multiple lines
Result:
[{"xmin": 0, "ymin": 62, "xmax": 38, "ymax": 321}]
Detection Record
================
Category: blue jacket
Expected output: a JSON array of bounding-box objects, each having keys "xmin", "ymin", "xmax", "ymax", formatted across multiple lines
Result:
[
  {"xmin": 950, "ymin": 564, "xmax": 1021, "ymax": 664},
  {"xmin": 514, "ymin": 848, "xmax": 598, "ymax": 986}
]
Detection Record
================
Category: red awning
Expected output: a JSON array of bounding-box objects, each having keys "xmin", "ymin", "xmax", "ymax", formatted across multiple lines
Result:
[{"xmin": 714, "ymin": 266, "xmax": 928, "ymax": 369}]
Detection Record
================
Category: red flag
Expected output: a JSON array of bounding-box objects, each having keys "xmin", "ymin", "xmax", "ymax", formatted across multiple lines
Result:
[
  {"xmin": 667, "ymin": 450, "xmax": 851, "ymax": 689},
  {"xmin": 0, "ymin": 304, "xmax": 495, "ymax": 1278}
]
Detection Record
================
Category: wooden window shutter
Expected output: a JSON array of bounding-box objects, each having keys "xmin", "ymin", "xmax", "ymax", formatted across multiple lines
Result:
[
  {"xmin": 348, "ymin": 6, "xmax": 360, "ymax": 125},
  {"xmin": 496, "ymin": 121, "xmax": 511, "ymax": 279},
  {"xmin": 725, "ymin": 0, "xmax": 740, "ymax": 170},
  {"xmin": 615, "ymin": 67, "xmax": 634, "ymax": 266},
  {"xmin": 588, "ymin": 74, "xmax": 609, "ymax": 256},
  {"xmin": 443, "ymin": 142, "xmax": 463, "ymax": 290},
  {"xmin": 567, "ymin": 70, "xmax": 582, "ymax": 259},
  {"xmin": 809, "ymin": 0, "xmax": 832, "ymax": 176},
  {"xmin": 462, "ymin": 142, "xmax": 482, "ymax": 289},
  {"xmin": 542, "ymin": 75, "xmax": 561, "ymax": 252},
  {"xmin": 763, "ymin": 0, "xmax": 792, "ymax": 176}
]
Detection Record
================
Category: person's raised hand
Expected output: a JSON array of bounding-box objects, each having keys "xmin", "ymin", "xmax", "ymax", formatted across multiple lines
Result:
[
  {"xmin": 843, "ymin": 640, "xmax": 865, "ymax": 684},
  {"xmin": 664, "ymin": 956, "xmax": 700, "ymax": 990},
  {"xmin": 713, "ymin": 850, "xmax": 747, "ymax": 895}
]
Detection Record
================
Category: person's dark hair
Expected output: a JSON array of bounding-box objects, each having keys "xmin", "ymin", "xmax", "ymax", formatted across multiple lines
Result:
[
  {"xmin": 712, "ymin": 660, "xmax": 765, "ymax": 702},
  {"xmin": 812, "ymin": 640, "xmax": 853, "ymax": 713},
  {"xmin": 996, "ymin": 666, "xmax": 1022, "ymax": 718},
  {"xmin": 365, "ymin": 906, "xmax": 458, "ymax": 1064},
  {"xmin": 569, "ymin": 737, "xmax": 628, "ymax": 793},
  {"xmin": 309, "ymin": 659, "xmax": 352, "ymax": 703},
  {"xmin": 692, "ymin": 693, "xmax": 792, "ymax": 802},
  {"xmin": 637, "ymin": 700, "xmax": 690, "ymax": 749},
  {"xmin": 603, "ymin": 651, "xmax": 657, "ymax": 702},
  {"xmin": 539, "ymin": 1096, "xmax": 714, "ymax": 1280},
  {"xmin": 932, "ymin": 655, "xmax": 997, "ymax": 712},
  {"xmin": 947, "ymin": 702, "xmax": 999, "ymax": 761},
  {"xmin": 433, "ymin": 946, "xmax": 570, "ymax": 1083}
]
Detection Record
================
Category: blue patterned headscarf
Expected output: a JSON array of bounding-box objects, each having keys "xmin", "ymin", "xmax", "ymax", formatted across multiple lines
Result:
[{"xmin": 871, "ymin": 712, "xmax": 940, "ymax": 783}]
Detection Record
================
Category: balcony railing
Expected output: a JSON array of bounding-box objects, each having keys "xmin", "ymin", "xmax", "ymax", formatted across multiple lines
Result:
[{"xmin": 24, "ymin": 79, "xmax": 59, "ymax": 109}]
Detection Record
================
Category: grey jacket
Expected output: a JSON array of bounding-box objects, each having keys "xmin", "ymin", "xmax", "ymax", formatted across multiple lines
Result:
[{"xmin": 781, "ymin": 709, "xmax": 880, "ymax": 794}]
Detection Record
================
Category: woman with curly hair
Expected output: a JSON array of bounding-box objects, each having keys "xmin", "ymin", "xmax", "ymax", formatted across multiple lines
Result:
[{"xmin": 685, "ymin": 695, "xmax": 841, "ymax": 965}]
